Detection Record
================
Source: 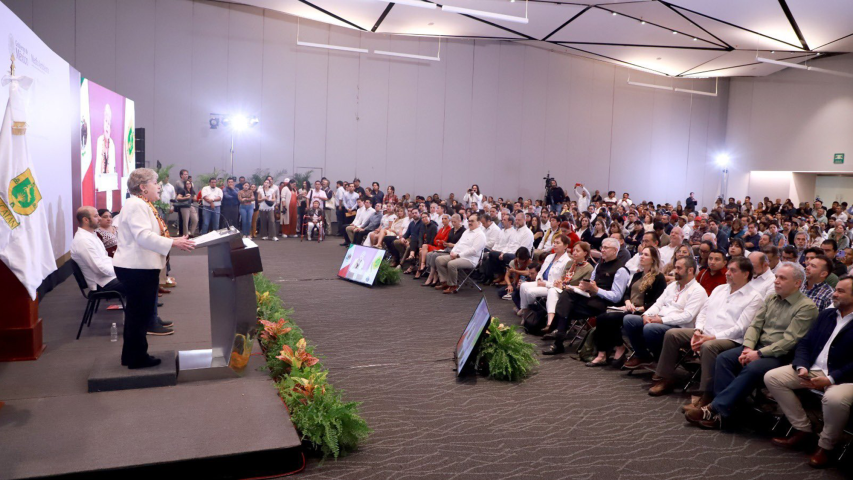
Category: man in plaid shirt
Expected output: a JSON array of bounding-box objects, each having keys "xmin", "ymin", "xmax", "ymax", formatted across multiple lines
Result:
[{"xmin": 801, "ymin": 254, "xmax": 835, "ymax": 311}]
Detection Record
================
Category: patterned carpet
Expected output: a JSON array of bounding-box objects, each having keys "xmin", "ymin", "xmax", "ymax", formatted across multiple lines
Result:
[{"xmin": 250, "ymin": 238, "xmax": 849, "ymax": 480}]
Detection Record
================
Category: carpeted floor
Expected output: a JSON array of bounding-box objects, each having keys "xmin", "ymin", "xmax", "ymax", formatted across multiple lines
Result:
[{"xmin": 248, "ymin": 237, "xmax": 850, "ymax": 480}]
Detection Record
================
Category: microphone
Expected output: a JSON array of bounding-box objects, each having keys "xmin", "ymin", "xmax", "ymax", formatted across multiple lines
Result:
[{"xmin": 197, "ymin": 205, "xmax": 236, "ymax": 233}]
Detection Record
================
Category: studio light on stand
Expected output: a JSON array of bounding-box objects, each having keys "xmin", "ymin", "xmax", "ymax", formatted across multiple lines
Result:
[
  {"xmin": 209, "ymin": 113, "xmax": 259, "ymax": 176},
  {"xmin": 715, "ymin": 153, "xmax": 730, "ymax": 200}
]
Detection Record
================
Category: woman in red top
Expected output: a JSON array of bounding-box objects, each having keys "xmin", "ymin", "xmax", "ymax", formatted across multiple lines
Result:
[{"xmin": 418, "ymin": 215, "xmax": 452, "ymax": 281}]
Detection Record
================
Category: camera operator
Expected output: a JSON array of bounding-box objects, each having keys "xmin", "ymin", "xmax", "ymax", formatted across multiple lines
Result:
[{"xmin": 545, "ymin": 177, "xmax": 566, "ymax": 213}]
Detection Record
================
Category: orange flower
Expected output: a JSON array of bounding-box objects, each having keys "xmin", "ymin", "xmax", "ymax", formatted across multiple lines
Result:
[
  {"xmin": 275, "ymin": 338, "xmax": 319, "ymax": 369},
  {"xmin": 260, "ymin": 318, "xmax": 292, "ymax": 342}
]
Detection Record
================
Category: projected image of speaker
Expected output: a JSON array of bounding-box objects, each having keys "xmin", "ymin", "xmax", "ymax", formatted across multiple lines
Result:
[
  {"xmin": 455, "ymin": 296, "xmax": 492, "ymax": 376},
  {"xmin": 338, "ymin": 244, "xmax": 386, "ymax": 286}
]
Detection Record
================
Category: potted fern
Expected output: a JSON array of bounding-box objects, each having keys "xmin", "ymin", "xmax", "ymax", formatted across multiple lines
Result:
[
  {"xmin": 476, "ymin": 318, "xmax": 539, "ymax": 382},
  {"xmin": 374, "ymin": 259, "xmax": 401, "ymax": 285}
]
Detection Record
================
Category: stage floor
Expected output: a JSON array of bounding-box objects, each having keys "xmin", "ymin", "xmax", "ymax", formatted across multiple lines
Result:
[
  {"xmin": 252, "ymin": 237, "xmax": 846, "ymax": 480},
  {"xmin": 0, "ymin": 255, "xmax": 301, "ymax": 480}
]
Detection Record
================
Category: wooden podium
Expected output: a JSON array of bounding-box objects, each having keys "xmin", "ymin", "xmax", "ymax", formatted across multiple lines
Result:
[{"xmin": 0, "ymin": 261, "xmax": 45, "ymax": 361}]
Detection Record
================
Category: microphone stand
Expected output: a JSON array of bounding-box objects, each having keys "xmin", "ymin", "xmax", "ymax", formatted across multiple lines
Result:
[{"xmin": 198, "ymin": 205, "xmax": 237, "ymax": 234}]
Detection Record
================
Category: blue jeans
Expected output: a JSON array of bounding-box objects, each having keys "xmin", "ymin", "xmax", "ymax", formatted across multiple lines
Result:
[
  {"xmin": 239, "ymin": 204, "xmax": 253, "ymax": 236},
  {"xmin": 622, "ymin": 315, "xmax": 674, "ymax": 360},
  {"xmin": 202, "ymin": 206, "xmax": 220, "ymax": 233},
  {"xmin": 711, "ymin": 346, "xmax": 785, "ymax": 417}
]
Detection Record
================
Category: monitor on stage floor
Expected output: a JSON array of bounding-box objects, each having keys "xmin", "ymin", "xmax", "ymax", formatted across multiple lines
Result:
[
  {"xmin": 456, "ymin": 296, "xmax": 492, "ymax": 376},
  {"xmin": 338, "ymin": 244, "xmax": 385, "ymax": 286}
]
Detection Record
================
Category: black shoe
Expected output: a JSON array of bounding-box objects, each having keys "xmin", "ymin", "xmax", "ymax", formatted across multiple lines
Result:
[
  {"xmin": 158, "ymin": 317, "xmax": 173, "ymax": 327},
  {"xmin": 611, "ymin": 355, "xmax": 627, "ymax": 369},
  {"xmin": 157, "ymin": 302, "xmax": 164, "ymax": 307},
  {"xmin": 147, "ymin": 325, "xmax": 174, "ymax": 336},
  {"xmin": 340, "ymin": 242, "xmax": 350, "ymax": 247},
  {"xmin": 541, "ymin": 332, "xmax": 557, "ymax": 341},
  {"xmin": 128, "ymin": 356, "xmax": 161, "ymax": 369},
  {"xmin": 542, "ymin": 345, "xmax": 565, "ymax": 356}
]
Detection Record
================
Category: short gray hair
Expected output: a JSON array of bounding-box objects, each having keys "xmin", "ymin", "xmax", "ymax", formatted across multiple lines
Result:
[
  {"xmin": 778, "ymin": 261, "xmax": 805, "ymax": 284},
  {"xmin": 127, "ymin": 168, "xmax": 157, "ymax": 195},
  {"xmin": 601, "ymin": 237, "xmax": 620, "ymax": 250}
]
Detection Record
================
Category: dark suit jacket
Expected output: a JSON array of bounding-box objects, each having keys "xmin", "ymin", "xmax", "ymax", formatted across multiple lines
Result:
[{"xmin": 792, "ymin": 308, "xmax": 853, "ymax": 384}]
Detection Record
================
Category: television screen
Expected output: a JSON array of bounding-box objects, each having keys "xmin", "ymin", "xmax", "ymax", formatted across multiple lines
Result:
[
  {"xmin": 338, "ymin": 244, "xmax": 385, "ymax": 286},
  {"xmin": 456, "ymin": 296, "xmax": 491, "ymax": 376}
]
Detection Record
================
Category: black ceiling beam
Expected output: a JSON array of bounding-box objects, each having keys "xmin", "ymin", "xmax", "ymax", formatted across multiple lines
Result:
[
  {"xmin": 557, "ymin": 41, "xmax": 727, "ymax": 51},
  {"xmin": 664, "ymin": 1, "xmax": 803, "ymax": 50},
  {"xmin": 658, "ymin": 1, "xmax": 732, "ymax": 50},
  {"xmin": 542, "ymin": 6, "xmax": 590, "ymax": 41},
  {"xmin": 592, "ymin": 5, "xmax": 727, "ymax": 50},
  {"xmin": 297, "ymin": 0, "xmax": 367, "ymax": 31},
  {"xmin": 371, "ymin": 3, "xmax": 394, "ymax": 32},
  {"xmin": 681, "ymin": 53, "xmax": 816, "ymax": 76},
  {"xmin": 815, "ymin": 31, "xmax": 853, "ymax": 50},
  {"xmin": 778, "ymin": 0, "xmax": 809, "ymax": 51}
]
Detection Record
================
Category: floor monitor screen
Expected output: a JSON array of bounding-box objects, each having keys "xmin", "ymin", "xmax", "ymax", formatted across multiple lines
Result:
[
  {"xmin": 456, "ymin": 296, "xmax": 491, "ymax": 376},
  {"xmin": 338, "ymin": 244, "xmax": 385, "ymax": 286}
]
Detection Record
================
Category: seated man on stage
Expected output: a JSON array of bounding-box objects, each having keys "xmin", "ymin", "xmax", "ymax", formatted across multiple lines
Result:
[
  {"xmin": 648, "ymin": 256, "xmax": 764, "ymax": 403},
  {"xmin": 434, "ymin": 213, "xmax": 486, "ymax": 294},
  {"xmin": 685, "ymin": 262, "xmax": 818, "ymax": 429},
  {"xmin": 70, "ymin": 206, "xmax": 173, "ymax": 335},
  {"xmin": 543, "ymin": 238, "xmax": 629, "ymax": 355},
  {"xmin": 764, "ymin": 275, "xmax": 853, "ymax": 469},
  {"xmin": 517, "ymin": 234, "xmax": 571, "ymax": 318},
  {"xmin": 622, "ymin": 255, "xmax": 708, "ymax": 370}
]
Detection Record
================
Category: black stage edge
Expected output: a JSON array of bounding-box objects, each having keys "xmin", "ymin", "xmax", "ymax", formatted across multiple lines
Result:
[
  {"xmin": 32, "ymin": 447, "xmax": 305, "ymax": 480},
  {"xmin": 88, "ymin": 350, "xmax": 177, "ymax": 392}
]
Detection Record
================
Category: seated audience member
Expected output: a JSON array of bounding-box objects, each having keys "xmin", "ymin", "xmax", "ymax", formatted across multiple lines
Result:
[
  {"xmin": 843, "ymin": 248, "xmax": 853, "ymax": 274},
  {"xmin": 662, "ymin": 244, "xmax": 693, "ymax": 283},
  {"xmin": 624, "ymin": 231, "xmax": 660, "ymax": 274},
  {"xmin": 801, "ymin": 253, "xmax": 836, "ymax": 310},
  {"xmin": 763, "ymin": 245, "xmax": 782, "ymax": 273},
  {"xmin": 685, "ymin": 262, "xmax": 818, "ymax": 429},
  {"xmin": 344, "ymin": 199, "xmax": 373, "ymax": 246},
  {"xmin": 695, "ymin": 248, "xmax": 728, "ymax": 295},
  {"xmin": 541, "ymin": 242, "xmax": 594, "ymax": 332},
  {"xmin": 500, "ymin": 248, "xmax": 534, "ymax": 304},
  {"xmin": 793, "ymin": 231, "xmax": 809, "ymax": 265},
  {"xmin": 366, "ymin": 204, "xmax": 397, "ymax": 246},
  {"xmin": 403, "ymin": 212, "xmax": 438, "ymax": 272},
  {"xmin": 626, "ymin": 221, "xmax": 645, "ymax": 253},
  {"xmin": 748, "ymin": 251, "xmax": 776, "ymax": 299},
  {"xmin": 420, "ymin": 214, "xmax": 462, "ymax": 278},
  {"xmin": 649, "ymin": 256, "xmax": 764, "ymax": 399},
  {"xmin": 743, "ymin": 222, "xmax": 761, "ymax": 250},
  {"xmin": 373, "ymin": 206, "xmax": 409, "ymax": 251},
  {"xmin": 827, "ymin": 223, "xmax": 850, "ymax": 250},
  {"xmin": 480, "ymin": 214, "xmax": 502, "ymax": 251},
  {"xmin": 728, "ymin": 237, "xmax": 748, "ymax": 259},
  {"xmin": 696, "ymin": 239, "xmax": 714, "ymax": 270},
  {"xmin": 483, "ymin": 213, "xmax": 532, "ymax": 285},
  {"xmin": 781, "ymin": 245, "xmax": 799, "ymax": 264},
  {"xmin": 622, "ymin": 256, "xmax": 708, "ymax": 369},
  {"xmin": 418, "ymin": 214, "xmax": 451, "ymax": 281},
  {"xmin": 95, "ymin": 209, "xmax": 118, "ymax": 257},
  {"xmin": 434, "ymin": 214, "xmax": 487, "ymax": 294},
  {"xmin": 387, "ymin": 209, "xmax": 420, "ymax": 265},
  {"xmin": 305, "ymin": 200, "xmax": 324, "ymax": 240},
  {"xmin": 534, "ymin": 216, "xmax": 561, "ymax": 261},
  {"xmin": 764, "ymin": 275, "xmax": 853, "ymax": 469},
  {"xmin": 352, "ymin": 203, "xmax": 383, "ymax": 246},
  {"xmin": 517, "ymin": 235, "xmax": 571, "ymax": 317},
  {"xmin": 544, "ymin": 238, "xmax": 630, "ymax": 355},
  {"xmin": 658, "ymin": 226, "xmax": 684, "ymax": 266},
  {"xmin": 587, "ymin": 246, "xmax": 667, "ymax": 367},
  {"xmin": 821, "ymin": 239, "xmax": 848, "ymax": 277}
]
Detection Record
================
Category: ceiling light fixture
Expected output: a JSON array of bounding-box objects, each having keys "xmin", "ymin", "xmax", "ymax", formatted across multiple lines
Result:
[
  {"xmin": 627, "ymin": 79, "xmax": 673, "ymax": 91},
  {"xmin": 755, "ymin": 56, "xmax": 853, "ymax": 78},
  {"xmin": 297, "ymin": 40, "xmax": 368, "ymax": 54},
  {"xmin": 672, "ymin": 31, "xmax": 678, "ymax": 35},
  {"xmin": 640, "ymin": 20, "xmax": 646, "ymax": 25},
  {"xmin": 387, "ymin": 0, "xmax": 437, "ymax": 9},
  {"xmin": 374, "ymin": 38, "xmax": 441, "ymax": 62},
  {"xmin": 442, "ymin": 4, "xmax": 529, "ymax": 24},
  {"xmin": 612, "ymin": 12, "xmax": 617, "ymax": 16}
]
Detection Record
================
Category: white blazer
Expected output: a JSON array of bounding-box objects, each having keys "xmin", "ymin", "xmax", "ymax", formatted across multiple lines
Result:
[
  {"xmin": 113, "ymin": 196, "xmax": 173, "ymax": 270},
  {"xmin": 537, "ymin": 252, "xmax": 571, "ymax": 288}
]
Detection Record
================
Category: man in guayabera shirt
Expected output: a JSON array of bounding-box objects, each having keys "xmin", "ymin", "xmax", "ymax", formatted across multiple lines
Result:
[{"xmin": 684, "ymin": 262, "xmax": 818, "ymax": 429}]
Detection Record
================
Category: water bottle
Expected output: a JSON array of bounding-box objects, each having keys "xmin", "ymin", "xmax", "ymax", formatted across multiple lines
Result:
[{"xmin": 110, "ymin": 323, "xmax": 118, "ymax": 342}]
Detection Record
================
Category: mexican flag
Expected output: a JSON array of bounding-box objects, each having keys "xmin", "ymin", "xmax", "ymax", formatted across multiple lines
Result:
[{"xmin": 0, "ymin": 75, "xmax": 57, "ymax": 300}]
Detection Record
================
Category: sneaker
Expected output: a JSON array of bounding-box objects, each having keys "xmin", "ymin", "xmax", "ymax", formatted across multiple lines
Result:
[
  {"xmin": 262, "ymin": 236, "xmax": 269, "ymax": 240},
  {"xmin": 685, "ymin": 405, "xmax": 721, "ymax": 429},
  {"xmin": 272, "ymin": 237, "xmax": 280, "ymax": 242},
  {"xmin": 502, "ymin": 294, "xmax": 512, "ymax": 300},
  {"xmin": 158, "ymin": 317, "xmax": 174, "ymax": 328},
  {"xmin": 282, "ymin": 235, "xmax": 288, "ymax": 238},
  {"xmin": 307, "ymin": 237, "xmax": 312, "ymax": 241},
  {"xmin": 147, "ymin": 325, "xmax": 174, "ymax": 336}
]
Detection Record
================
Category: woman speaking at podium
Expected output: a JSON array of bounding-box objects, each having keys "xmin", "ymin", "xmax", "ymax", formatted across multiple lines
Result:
[{"xmin": 114, "ymin": 168, "xmax": 195, "ymax": 369}]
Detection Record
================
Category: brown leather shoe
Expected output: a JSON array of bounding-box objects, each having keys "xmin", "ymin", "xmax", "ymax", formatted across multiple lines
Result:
[
  {"xmin": 648, "ymin": 379, "xmax": 676, "ymax": 397},
  {"xmin": 808, "ymin": 448, "xmax": 834, "ymax": 468},
  {"xmin": 771, "ymin": 429, "xmax": 813, "ymax": 449},
  {"xmin": 434, "ymin": 283, "xmax": 448, "ymax": 290},
  {"xmin": 623, "ymin": 356, "xmax": 653, "ymax": 370},
  {"xmin": 443, "ymin": 286, "xmax": 459, "ymax": 294},
  {"xmin": 651, "ymin": 374, "xmax": 662, "ymax": 381},
  {"xmin": 685, "ymin": 405, "xmax": 721, "ymax": 429}
]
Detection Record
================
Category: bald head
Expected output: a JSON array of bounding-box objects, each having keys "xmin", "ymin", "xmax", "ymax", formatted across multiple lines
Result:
[{"xmin": 75, "ymin": 206, "xmax": 99, "ymax": 231}]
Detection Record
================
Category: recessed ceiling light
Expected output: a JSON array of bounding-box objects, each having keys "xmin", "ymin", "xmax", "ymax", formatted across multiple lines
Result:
[
  {"xmin": 672, "ymin": 31, "xmax": 677, "ymax": 35},
  {"xmin": 640, "ymin": 20, "xmax": 646, "ymax": 25},
  {"xmin": 771, "ymin": 50, "xmax": 775, "ymax": 53},
  {"xmin": 612, "ymin": 12, "xmax": 617, "ymax": 16},
  {"xmin": 693, "ymin": 38, "xmax": 697, "ymax": 41}
]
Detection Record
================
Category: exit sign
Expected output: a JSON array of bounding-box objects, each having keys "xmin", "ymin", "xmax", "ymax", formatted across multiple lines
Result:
[{"xmin": 834, "ymin": 153, "xmax": 845, "ymax": 164}]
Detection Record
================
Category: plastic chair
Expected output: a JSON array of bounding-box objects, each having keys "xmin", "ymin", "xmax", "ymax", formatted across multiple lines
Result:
[
  {"xmin": 69, "ymin": 260, "xmax": 126, "ymax": 340},
  {"xmin": 300, "ymin": 214, "xmax": 325, "ymax": 243}
]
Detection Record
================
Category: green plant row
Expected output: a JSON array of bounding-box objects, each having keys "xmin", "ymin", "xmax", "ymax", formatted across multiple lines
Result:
[
  {"xmin": 374, "ymin": 259, "xmax": 401, "ymax": 285},
  {"xmin": 254, "ymin": 273, "xmax": 371, "ymax": 459},
  {"xmin": 476, "ymin": 318, "xmax": 539, "ymax": 382}
]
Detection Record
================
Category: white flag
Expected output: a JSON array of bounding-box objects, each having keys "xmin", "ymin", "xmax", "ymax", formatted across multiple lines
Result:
[{"xmin": 0, "ymin": 75, "xmax": 57, "ymax": 300}]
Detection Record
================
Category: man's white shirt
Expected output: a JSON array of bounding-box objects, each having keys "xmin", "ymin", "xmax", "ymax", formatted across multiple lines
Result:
[
  {"xmin": 694, "ymin": 282, "xmax": 765, "ymax": 342},
  {"xmin": 70, "ymin": 229, "xmax": 116, "ymax": 291}
]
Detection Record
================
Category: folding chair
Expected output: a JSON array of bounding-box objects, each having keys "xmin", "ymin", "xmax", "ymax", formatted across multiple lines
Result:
[
  {"xmin": 299, "ymin": 214, "xmax": 326, "ymax": 243},
  {"xmin": 674, "ymin": 348, "xmax": 702, "ymax": 393},
  {"xmin": 567, "ymin": 317, "xmax": 595, "ymax": 349},
  {"xmin": 457, "ymin": 250, "xmax": 485, "ymax": 292},
  {"xmin": 69, "ymin": 260, "xmax": 125, "ymax": 340}
]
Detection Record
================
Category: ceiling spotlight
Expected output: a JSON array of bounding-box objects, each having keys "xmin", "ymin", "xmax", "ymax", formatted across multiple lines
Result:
[
  {"xmin": 693, "ymin": 38, "xmax": 697, "ymax": 41},
  {"xmin": 209, "ymin": 114, "xmax": 220, "ymax": 129},
  {"xmin": 771, "ymin": 50, "xmax": 775, "ymax": 53},
  {"xmin": 640, "ymin": 20, "xmax": 646, "ymax": 25},
  {"xmin": 612, "ymin": 11, "xmax": 617, "ymax": 16},
  {"xmin": 715, "ymin": 153, "xmax": 731, "ymax": 168},
  {"xmin": 672, "ymin": 31, "xmax": 678, "ymax": 35}
]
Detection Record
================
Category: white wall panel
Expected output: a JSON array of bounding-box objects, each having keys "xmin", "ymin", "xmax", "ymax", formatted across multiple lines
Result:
[
  {"xmin": 259, "ymin": 11, "xmax": 297, "ymax": 177},
  {"xmin": 293, "ymin": 20, "xmax": 329, "ymax": 183},
  {"xmin": 116, "ymin": 0, "xmax": 156, "ymax": 142},
  {"xmin": 414, "ymin": 37, "xmax": 447, "ymax": 196},
  {"xmin": 323, "ymin": 27, "xmax": 360, "ymax": 188},
  {"xmin": 440, "ymin": 39, "xmax": 474, "ymax": 199},
  {"xmin": 468, "ymin": 40, "xmax": 501, "ymax": 199},
  {"xmin": 32, "ymin": 0, "xmax": 75, "ymax": 65},
  {"xmin": 519, "ymin": 45, "xmax": 549, "ymax": 201},
  {"xmin": 76, "ymin": 0, "xmax": 117, "ymax": 91},
  {"xmin": 227, "ymin": 4, "xmax": 265, "ymax": 176},
  {"xmin": 354, "ymin": 33, "xmax": 391, "ymax": 188}
]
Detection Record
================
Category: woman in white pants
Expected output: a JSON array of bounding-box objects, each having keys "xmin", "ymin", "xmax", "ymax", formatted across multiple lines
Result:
[
  {"xmin": 517, "ymin": 234, "xmax": 571, "ymax": 317},
  {"xmin": 541, "ymin": 242, "xmax": 595, "ymax": 331}
]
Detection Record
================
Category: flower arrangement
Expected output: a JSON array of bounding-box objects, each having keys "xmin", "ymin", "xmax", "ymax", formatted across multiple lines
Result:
[
  {"xmin": 254, "ymin": 273, "xmax": 370, "ymax": 459},
  {"xmin": 476, "ymin": 317, "xmax": 539, "ymax": 382}
]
